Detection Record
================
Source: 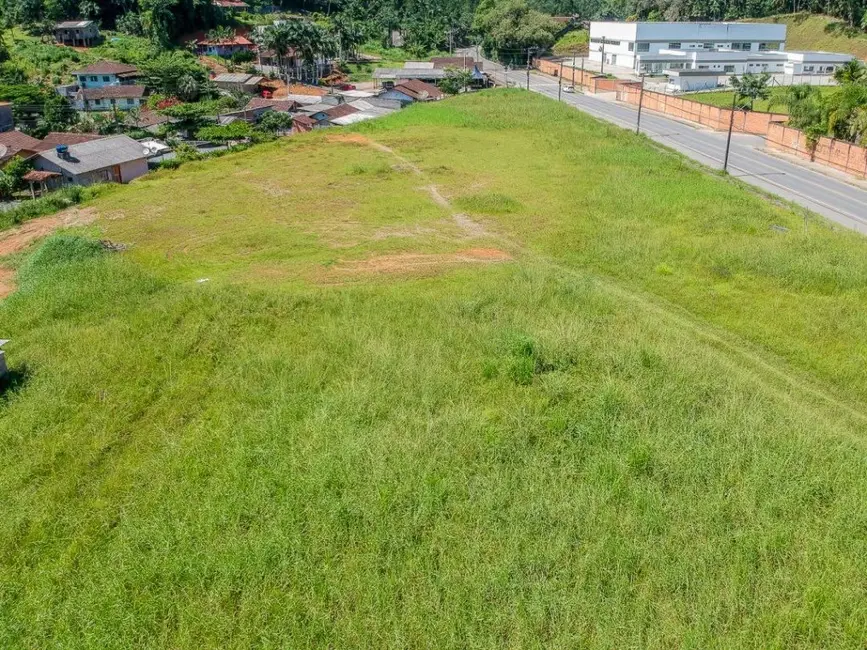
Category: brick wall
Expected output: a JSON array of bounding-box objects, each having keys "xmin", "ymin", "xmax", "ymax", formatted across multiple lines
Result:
[
  {"xmin": 534, "ymin": 58, "xmax": 600, "ymax": 90},
  {"xmin": 767, "ymin": 123, "xmax": 867, "ymax": 179},
  {"xmin": 616, "ymin": 83, "xmax": 788, "ymax": 136}
]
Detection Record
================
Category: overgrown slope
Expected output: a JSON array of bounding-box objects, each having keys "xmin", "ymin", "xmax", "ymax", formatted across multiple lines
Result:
[
  {"xmin": 2, "ymin": 90, "xmax": 867, "ymax": 648},
  {"xmin": 754, "ymin": 13, "xmax": 867, "ymax": 59}
]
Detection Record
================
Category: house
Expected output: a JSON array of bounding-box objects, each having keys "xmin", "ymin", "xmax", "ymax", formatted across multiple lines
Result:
[
  {"xmin": 291, "ymin": 114, "xmax": 323, "ymax": 133},
  {"xmin": 588, "ymin": 21, "xmax": 787, "ymax": 71},
  {"xmin": 32, "ymin": 135, "xmax": 150, "ymax": 186},
  {"xmin": 0, "ymin": 131, "xmax": 51, "ymax": 165},
  {"xmin": 782, "ymin": 51, "xmax": 853, "ymax": 75},
  {"xmin": 213, "ymin": 73, "xmax": 264, "ymax": 93},
  {"xmin": 72, "ymin": 61, "xmax": 139, "ymax": 89},
  {"xmin": 191, "ymin": 32, "xmax": 256, "ymax": 57},
  {"xmin": 75, "ymin": 85, "xmax": 148, "ymax": 111},
  {"xmin": 55, "ymin": 20, "xmax": 100, "ymax": 46},
  {"xmin": 376, "ymin": 88, "xmax": 415, "ymax": 106},
  {"xmin": 636, "ymin": 47, "xmax": 853, "ymax": 77},
  {"xmin": 393, "ymin": 80, "xmax": 444, "ymax": 102},
  {"xmin": 127, "ymin": 109, "xmax": 172, "ymax": 133}
]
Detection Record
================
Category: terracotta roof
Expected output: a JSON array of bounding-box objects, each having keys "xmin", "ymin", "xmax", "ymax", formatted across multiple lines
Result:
[
  {"xmin": 79, "ymin": 85, "xmax": 147, "ymax": 100},
  {"xmin": 72, "ymin": 61, "xmax": 138, "ymax": 76},
  {"xmin": 431, "ymin": 56, "xmax": 482, "ymax": 70},
  {"xmin": 293, "ymin": 115, "xmax": 315, "ymax": 127},
  {"xmin": 0, "ymin": 130, "xmax": 50, "ymax": 152},
  {"xmin": 130, "ymin": 109, "xmax": 170, "ymax": 128},
  {"xmin": 393, "ymin": 79, "xmax": 444, "ymax": 101},
  {"xmin": 190, "ymin": 30, "xmax": 254, "ymax": 47},
  {"xmin": 323, "ymin": 103, "xmax": 359, "ymax": 120},
  {"xmin": 23, "ymin": 170, "xmax": 60, "ymax": 182},
  {"xmin": 41, "ymin": 132, "xmax": 105, "ymax": 146},
  {"xmin": 243, "ymin": 97, "xmax": 299, "ymax": 112}
]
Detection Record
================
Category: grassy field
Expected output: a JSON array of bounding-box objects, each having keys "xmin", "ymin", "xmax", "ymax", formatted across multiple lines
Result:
[
  {"xmin": 686, "ymin": 86, "xmax": 838, "ymax": 113},
  {"xmin": 753, "ymin": 13, "xmax": 867, "ymax": 60},
  {"xmin": 2, "ymin": 90, "xmax": 867, "ymax": 648}
]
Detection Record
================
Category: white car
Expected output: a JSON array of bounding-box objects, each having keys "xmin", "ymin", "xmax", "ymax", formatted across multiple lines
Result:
[{"xmin": 563, "ymin": 85, "xmax": 576, "ymax": 93}]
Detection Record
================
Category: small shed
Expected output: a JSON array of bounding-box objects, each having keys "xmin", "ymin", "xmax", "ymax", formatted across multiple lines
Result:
[
  {"xmin": 22, "ymin": 170, "xmax": 62, "ymax": 197},
  {"xmin": 213, "ymin": 73, "xmax": 264, "ymax": 93},
  {"xmin": 55, "ymin": 20, "xmax": 99, "ymax": 46}
]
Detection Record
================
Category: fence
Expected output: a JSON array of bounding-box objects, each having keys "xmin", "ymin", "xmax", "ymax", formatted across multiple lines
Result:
[
  {"xmin": 533, "ymin": 58, "xmax": 625, "ymax": 94},
  {"xmin": 616, "ymin": 83, "xmax": 789, "ymax": 136},
  {"xmin": 767, "ymin": 123, "xmax": 867, "ymax": 179}
]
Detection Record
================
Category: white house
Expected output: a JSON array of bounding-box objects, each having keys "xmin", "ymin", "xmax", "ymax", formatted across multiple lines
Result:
[
  {"xmin": 782, "ymin": 51, "xmax": 853, "ymax": 74},
  {"xmin": 75, "ymin": 85, "xmax": 148, "ymax": 111},
  {"xmin": 589, "ymin": 21, "xmax": 787, "ymax": 71},
  {"xmin": 33, "ymin": 135, "xmax": 149, "ymax": 186}
]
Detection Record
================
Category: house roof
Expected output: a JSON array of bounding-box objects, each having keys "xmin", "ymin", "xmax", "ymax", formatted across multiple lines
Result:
[
  {"xmin": 130, "ymin": 109, "xmax": 170, "ymax": 128},
  {"xmin": 214, "ymin": 73, "xmax": 263, "ymax": 84},
  {"xmin": 79, "ymin": 85, "xmax": 147, "ymax": 100},
  {"xmin": 72, "ymin": 61, "xmax": 138, "ymax": 76},
  {"xmin": 56, "ymin": 20, "xmax": 94, "ymax": 28},
  {"xmin": 323, "ymin": 103, "xmax": 359, "ymax": 119},
  {"xmin": 299, "ymin": 103, "xmax": 336, "ymax": 114},
  {"xmin": 0, "ymin": 130, "xmax": 50, "ymax": 153},
  {"xmin": 35, "ymin": 134, "xmax": 148, "ymax": 175},
  {"xmin": 292, "ymin": 115, "xmax": 316, "ymax": 128},
  {"xmin": 243, "ymin": 97, "xmax": 299, "ymax": 112},
  {"xmin": 41, "ymin": 132, "xmax": 105, "ymax": 146},
  {"xmin": 330, "ymin": 107, "xmax": 395, "ymax": 126},
  {"xmin": 394, "ymin": 79, "xmax": 444, "ymax": 101},
  {"xmin": 192, "ymin": 31, "xmax": 254, "ymax": 47}
]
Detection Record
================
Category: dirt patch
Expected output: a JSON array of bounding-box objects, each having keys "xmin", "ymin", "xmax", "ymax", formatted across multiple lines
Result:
[
  {"xmin": 318, "ymin": 247, "xmax": 512, "ymax": 283},
  {"xmin": 0, "ymin": 207, "xmax": 98, "ymax": 257},
  {"xmin": 0, "ymin": 266, "xmax": 14, "ymax": 299}
]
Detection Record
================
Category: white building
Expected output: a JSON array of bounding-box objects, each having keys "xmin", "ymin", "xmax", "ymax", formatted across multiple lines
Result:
[
  {"xmin": 589, "ymin": 21, "xmax": 786, "ymax": 71},
  {"xmin": 782, "ymin": 51, "xmax": 853, "ymax": 74}
]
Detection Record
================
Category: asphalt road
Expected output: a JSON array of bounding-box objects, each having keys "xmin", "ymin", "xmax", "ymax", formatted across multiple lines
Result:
[{"xmin": 472, "ymin": 51, "xmax": 867, "ymax": 233}]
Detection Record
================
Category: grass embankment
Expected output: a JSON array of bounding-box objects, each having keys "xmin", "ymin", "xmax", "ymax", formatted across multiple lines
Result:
[
  {"xmin": 686, "ymin": 86, "xmax": 838, "ymax": 113},
  {"xmin": 553, "ymin": 29, "xmax": 589, "ymax": 55},
  {"xmin": 754, "ymin": 13, "xmax": 867, "ymax": 59},
  {"xmin": 2, "ymin": 90, "xmax": 867, "ymax": 648}
]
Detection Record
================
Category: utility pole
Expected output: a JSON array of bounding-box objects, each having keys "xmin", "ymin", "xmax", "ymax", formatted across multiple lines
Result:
[
  {"xmin": 635, "ymin": 74, "xmax": 645, "ymax": 134},
  {"xmin": 600, "ymin": 37, "xmax": 606, "ymax": 75},
  {"xmin": 526, "ymin": 48, "xmax": 533, "ymax": 90},
  {"xmin": 571, "ymin": 59, "xmax": 576, "ymax": 88},
  {"xmin": 580, "ymin": 56, "xmax": 585, "ymax": 88},
  {"xmin": 723, "ymin": 91, "xmax": 737, "ymax": 172},
  {"xmin": 558, "ymin": 73, "xmax": 562, "ymax": 100}
]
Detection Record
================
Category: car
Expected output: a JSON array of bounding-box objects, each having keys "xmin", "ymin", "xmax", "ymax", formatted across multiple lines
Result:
[
  {"xmin": 337, "ymin": 83, "xmax": 356, "ymax": 91},
  {"xmin": 563, "ymin": 85, "xmax": 576, "ymax": 93}
]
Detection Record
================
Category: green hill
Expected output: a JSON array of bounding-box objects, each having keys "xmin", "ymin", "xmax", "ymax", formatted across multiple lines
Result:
[
  {"xmin": 754, "ymin": 13, "xmax": 867, "ymax": 59},
  {"xmin": 2, "ymin": 90, "xmax": 867, "ymax": 647}
]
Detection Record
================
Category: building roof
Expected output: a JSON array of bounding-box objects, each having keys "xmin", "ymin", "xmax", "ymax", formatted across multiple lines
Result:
[
  {"xmin": 394, "ymin": 79, "xmax": 444, "ymax": 101},
  {"xmin": 0, "ymin": 130, "xmax": 50, "ymax": 153},
  {"xmin": 374, "ymin": 68, "xmax": 452, "ymax": 80},
  {"xmin": 213, "ymin": 0, "xmax": 249, "ymax": 6},
  {"xmin": 430, "ymin": 56, "xmax": 483, "ymax": 70},
  {"xmin": 193, "ymin": 32, "xmax": 254, "ymax": 47},
  {"xmin": 41, "ymin": 132, "xmax": 105, "ymax": 146},
  {"xmin": 79, "ymin": 85, "xmax": 147, "ymax": 100},
  {"xmin": 129, "ymin": 109, "xmax": 171, "ymax": 128},
  {"xmin": 323, "ymin": 103, "xmax": 359, "ymax": 119},
  {"xmin": 22, "ymin": 170, "xmax": 60, "ymax": 182},
  {"xmin": 243, "ymin": 97, "xmax": 299, "ymax": 112},
  {"xmin": 299, "ymin": 103, "xmax": 337, "ymax": 114},
  {"xmin": 214, "ymin": 73, "xmax": 263, "ymax": 84},
  {"xmin": 330, "ymin": 107, "xmax": 395, "ymax": 126},
  {"xmin": 56, "ymin": 20, "xmax": 94, "ymax": 28},
  {"xmin": 72, "ymin": 61, "xmax": 138, "ymax": 76},
  {"xmin": 35, "ymin": 134, "xmax": 148, "ymax": 175}
]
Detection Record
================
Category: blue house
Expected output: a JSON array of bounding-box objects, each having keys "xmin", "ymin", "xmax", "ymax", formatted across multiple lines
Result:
[
  {"xmin": 377, "ymin": 89, "xmax": 415, "ymax": 106},
  {"xmin": 72, "ymin": 62, "xmax": 139, "ymax": 89}
]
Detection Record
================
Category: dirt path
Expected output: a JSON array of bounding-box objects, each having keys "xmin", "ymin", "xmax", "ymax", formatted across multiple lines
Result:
[{"xmin": 0, "ymin": 207, "xmax": 99, "ymax": 299}]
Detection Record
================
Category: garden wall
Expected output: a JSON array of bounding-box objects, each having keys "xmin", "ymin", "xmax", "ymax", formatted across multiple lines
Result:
[{"xmin": 767, "ymin": 123, "xmax": 867, "ymax": 179}]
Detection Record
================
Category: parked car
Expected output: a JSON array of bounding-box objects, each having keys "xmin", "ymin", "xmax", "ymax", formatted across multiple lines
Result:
[{"xmin": 337, "ymin": 83, "xmax": 356, "ymax": 91}]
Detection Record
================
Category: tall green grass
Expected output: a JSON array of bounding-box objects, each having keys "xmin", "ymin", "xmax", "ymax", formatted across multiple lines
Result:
[{"xmin": 2, "ymin": 91, "xmax": 867, "ymax": 648}]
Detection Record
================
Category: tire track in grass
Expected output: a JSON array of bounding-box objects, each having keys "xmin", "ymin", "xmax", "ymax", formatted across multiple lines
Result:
[{"xmin": 358, "ymin": 132, "xmax": 867, "ymax": 431}]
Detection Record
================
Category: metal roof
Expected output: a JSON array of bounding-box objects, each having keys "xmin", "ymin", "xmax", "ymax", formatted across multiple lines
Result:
[
  {"xmin": 56, "ymin": 20, "xmax": 94, "ymax": 28},
  {"xmin": 329, "ymin": 107, "xmax": 395, "ymax": 126},
  {"xmin": 72, "ymin": 61, "xmax": 138, "ymax": 76},
  {"xmin": 373, "ymin": 68, "xmax": 449, "ymax": 80},
  {"xmin": 36, "ymin": 135, "xmax": 149, "ymax": 175},
  {"xmin": 214, "ymin": 73, "xmax": 263, "ymax": 84}
]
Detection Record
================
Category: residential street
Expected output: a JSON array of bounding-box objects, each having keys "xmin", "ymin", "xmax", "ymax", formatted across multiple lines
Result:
[{"xmin": 470, "ymin": 49, "xmax": 867, "ymax": 233}]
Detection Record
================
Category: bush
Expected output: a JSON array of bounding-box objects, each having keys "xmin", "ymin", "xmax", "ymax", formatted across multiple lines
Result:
[{"xmin": 0, "ymin": 185, "xmax": 106, "ymax": 231}]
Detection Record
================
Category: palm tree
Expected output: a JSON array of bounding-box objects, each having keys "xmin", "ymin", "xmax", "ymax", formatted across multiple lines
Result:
[
  {"xmin": 833, "ymin": 59, "xmax": 866, "ymax": 85},
  {"xmin": 257, "ymin": 23, "xmax": 294, "ymax": 76},
  {"xmin": 207, "ymin": 25, "xmax": 236, "ymax": 44}
]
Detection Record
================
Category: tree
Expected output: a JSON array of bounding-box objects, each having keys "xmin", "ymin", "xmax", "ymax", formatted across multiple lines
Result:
[
  {"xmin": 330, "ymin": 12, "xmax": 365, "ymax": 60},
  {"xmin": 439, "ymin": 66, "xmax": 473, "ymax": 94},
  {"xmin": 207, "ymin": 25, "xmax": 235, "ymax": 43},
  {"xmin": 256, "ymin": 110, "xmax": 293, "ymax": 133},
  {"xmin": 729, "ymin": 72, "xmax": 771, "ymax": 110},
  {"xmin": 473, "ymin": 0, "xmax": 559, "ymax": 64},
  {"xmin": 0, "ymin": 155, "xmax": 30, "ymax": 199},
  {"xmin": 834, "ymin": 59, "xmax": 866, "ymax": 85},
  {"xmin": 140, "ymin": 51, "xmax": 209, "ymax": 98},
  {"xmin": 140, "ymin": 0, "xmax": 175, "ymax": 49},
  {"xmin": 257, "ymin": 19, "xmax": 336, "ymax": 81}
]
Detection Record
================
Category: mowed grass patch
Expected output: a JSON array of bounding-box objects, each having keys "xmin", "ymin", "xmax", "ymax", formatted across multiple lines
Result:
[{"xmin": 2, "ymin": 90, "xmax": 867, "ymax": 647}]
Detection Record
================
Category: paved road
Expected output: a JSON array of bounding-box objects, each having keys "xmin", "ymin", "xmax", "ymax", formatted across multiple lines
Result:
[{"xmin": 471, "ymin": 50, "xmax": 867, "ymax": 233}]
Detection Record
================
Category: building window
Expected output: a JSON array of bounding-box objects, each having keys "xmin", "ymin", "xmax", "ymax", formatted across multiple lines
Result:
[
  {"xmin": 702, "ymin": 42, "xmax": 713, "ymax": 49},
  {"xmin": 90, "ymin": 76, "xmax": 97, "ymax": 81},
  {"xmin": 628, "ymin": 42, "xmax": 634, "ymax": 51},
  {"xmin": 698, "ymin": 65, "xmax": 710, "ymax": 70},
  {"xmin": 804, "ymin": 65, "xmax": 814, "ymax": 72},
  {"xmin": 126, "ymin": 98, "xmax": 134, "ymax": 105},
  {"xmin": 636, "ymin": 42, "xmax": 649, "ymax": 52},
  {"xmin": 758, "ymin": 42, "xmax": 779, "ymax": 51},
  {"xmin": 724, "ymin": 65, "xmax": 735, "ymax": 72},
  {"xmin": 102, "ymin": 75, "xmax": 110, "ymax": 81},
  {"xmin": 668, "ymin": 42, "xmax": 682, "ymax": 49},
  {"xmin": 731, "ymin": 42, "xmax": 752, "ymax": 51}
]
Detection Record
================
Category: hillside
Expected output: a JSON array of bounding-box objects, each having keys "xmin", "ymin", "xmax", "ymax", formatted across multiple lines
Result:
[
  {"xmin": 754, "ymin": 13, "xmax": 867, "ymax": 59},
  {"xmin": 3, "ymin": 90, "xmax": 867, "ymax": 647}
]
